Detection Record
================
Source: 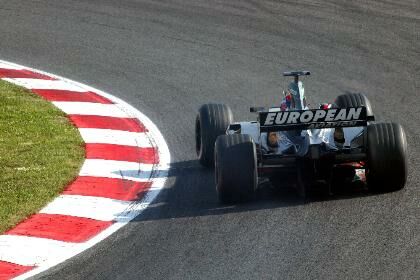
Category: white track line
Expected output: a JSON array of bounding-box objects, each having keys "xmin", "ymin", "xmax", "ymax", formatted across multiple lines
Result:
[
  {"xmin": 2, "ymin": 78, "xmax": 86, "ymax": 92},
  {"xmin": 78, "ymin": 128, "xmax": 153, "ymax": 147},
  {"xmin": 52, "ymin": 102, "xmax": 135, "ymax": 118},
  {"xmin": 0, "ymin": 62, "xmax": 22, "ymax": 69},
  {"xmin": 40, "ymin": 195, "xmax": 132, "ymax": 221}
]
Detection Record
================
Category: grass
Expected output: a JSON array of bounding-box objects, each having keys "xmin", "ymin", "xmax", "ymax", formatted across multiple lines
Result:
[{"xmin": 0, "ymin": 80, "xmax": 85, "ymax": 233}]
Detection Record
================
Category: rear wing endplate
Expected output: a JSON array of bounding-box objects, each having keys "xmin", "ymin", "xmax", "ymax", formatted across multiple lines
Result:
[{"xmin": 259, "ymin": 107, "xmax": 368, "ymax": 132}]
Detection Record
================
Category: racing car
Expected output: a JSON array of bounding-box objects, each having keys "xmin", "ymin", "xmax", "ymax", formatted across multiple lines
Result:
[{"xmin": 195, "ymin": 71, "xmax": 408, "ymax": 203}]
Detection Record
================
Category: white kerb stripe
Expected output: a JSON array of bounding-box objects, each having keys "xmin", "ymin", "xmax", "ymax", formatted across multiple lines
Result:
[
  {"xmin": 2, "ymin": 78, "xmax": 86, "ymax": 92},
  {"xmin": 79, "ymin": 159, "xmax": 156, "ymax": 182},
  {"xmin": 52, "ymin": 102, "xmax": 134, "ymax": 118},
  {"xmin": 40, "ymin": 195, "xmax": 132, "ymax": 221},
  {"xmin": 0, "ymin": 235, "xmax": 79, "ymax": 267},
  {"xmin": 78, "ymin": 128, "xmax": 153, "ymax": 147}
]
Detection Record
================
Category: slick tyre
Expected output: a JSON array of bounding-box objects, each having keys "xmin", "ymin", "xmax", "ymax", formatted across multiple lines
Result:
[
  {"xmin": 335, "ymin": 93, "xmax": 374, "ymax": 118},
  {"xmin": 195, "ymin": 104, "xmax": 233, "ymax": 167},
  {"xmin": 215, "ymin": 134, "xmax": 257, "ymax": 203},
  {"xmin": 367, "ymin": 122, "xmax": 408, "ymax": 192}
]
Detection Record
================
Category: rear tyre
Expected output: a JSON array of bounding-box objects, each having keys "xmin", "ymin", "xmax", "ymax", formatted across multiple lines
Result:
[
  {"xmin": 335, "ymin": 93, "xmax": 374, "ymax": 117},
  {"xmin": 367, "ymin": 122, "xmax": 408, "ymax": 192},
  {"xmin": 215, "ymin": 134, "xmax": 257, "ymax": 203},
  {"xmin": 195, "ymin": 104, "xmax": 233, "ymax": 167}
]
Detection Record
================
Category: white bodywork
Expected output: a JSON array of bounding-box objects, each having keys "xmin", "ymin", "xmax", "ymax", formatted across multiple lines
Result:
[{"xmin": 227, "ymin": 121, "xmax": 364, "ymax": 155}]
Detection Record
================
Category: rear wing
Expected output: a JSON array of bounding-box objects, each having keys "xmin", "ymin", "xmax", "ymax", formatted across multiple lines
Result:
[
  {"xmin": 283, "ymin": 71, "xmax": 310, "ymax": 77},
  {"xmin": 258, "ymin": 107, "xmax": 369, "ymax": 132}
]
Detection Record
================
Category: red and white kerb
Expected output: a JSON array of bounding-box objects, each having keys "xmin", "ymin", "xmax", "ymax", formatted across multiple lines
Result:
[{"xmin": 0, "ymin": 61, "xmax": 170, "ymax": 280}]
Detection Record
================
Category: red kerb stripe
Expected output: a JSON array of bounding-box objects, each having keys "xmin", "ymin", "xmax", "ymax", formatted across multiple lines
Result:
[
  {"xmin": 31, "ymin": 89, "xmax": 113, "ymax": 104},
  {"xmin": 0, "ymin": 68, "xmax": 56, "ymax": 80},
  {"xmin": 6, "ymin": 214, "xmax": 113, "ymax": 243},
  {"xmin": 68, "ymin": 115, "xmax": 147, "ymax": 132},
  {"xmin": 85, "ymin": 144, "xmax": 158, "ymax": 164},
  {"xmin": 63, "ymin": 176, "xmax": 152, "ymax": 201},
  {"xmin": 0, "ymin": 261, "xmax": 34, "ymax": 280}
]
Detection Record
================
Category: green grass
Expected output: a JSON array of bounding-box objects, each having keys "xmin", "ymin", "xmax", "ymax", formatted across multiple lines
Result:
[{"xmin": 0, "ymin": 80, "xmax": 85, "ymax": 233}]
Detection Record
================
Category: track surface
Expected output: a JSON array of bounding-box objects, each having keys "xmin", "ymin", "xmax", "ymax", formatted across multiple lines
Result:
[{"xmin": 1, "ymin": 0, "xmax": 419, "ymax": 279}]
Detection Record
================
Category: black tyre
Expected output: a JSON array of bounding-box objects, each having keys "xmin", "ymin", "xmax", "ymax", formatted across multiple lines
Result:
[
  {"xmin": 195, "ymin": 104, "xmax": 233, "ymax": 167},
  {"xmin": 215, "ymin": 134, "xmax": 257, "ymax": 203},
  {"xmin": 335, "ymin": 93, "xmax": 374, "ymax": 117},
  {"xmin": 367, "ymin": 122, "xmax": 408, "ymax": 192}
]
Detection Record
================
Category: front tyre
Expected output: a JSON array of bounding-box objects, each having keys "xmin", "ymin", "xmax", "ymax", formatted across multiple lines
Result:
[
  {"xmin": 195, "ymin": 104, "xmax": 233, "ymax": 167},
  {"xmin": 215, "ymin": 134, "xmax": 257, "ymax": 203},
  {"xmin": 367, "ymin": 122, "xmax": 408, "ymax": 192},
  {"xmin": 335, "ymin": 93, "xmax": 374, "ymax": 118}
]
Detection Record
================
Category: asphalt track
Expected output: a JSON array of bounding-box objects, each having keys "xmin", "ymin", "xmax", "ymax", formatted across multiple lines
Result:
[{"xmin": 0, "ymin": 0, "xmax": 419, "ymax": 279}]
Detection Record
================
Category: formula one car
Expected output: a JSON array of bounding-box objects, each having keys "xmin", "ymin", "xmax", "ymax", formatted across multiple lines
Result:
[{"xmin": 195, "ymin": 71, "xmax": 408, "ymax": 203}]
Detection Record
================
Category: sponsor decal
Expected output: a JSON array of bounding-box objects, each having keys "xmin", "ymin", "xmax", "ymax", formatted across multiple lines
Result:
[{"xmin": 259, "ymin": 107, "xmax": 366, "ymax": 131}]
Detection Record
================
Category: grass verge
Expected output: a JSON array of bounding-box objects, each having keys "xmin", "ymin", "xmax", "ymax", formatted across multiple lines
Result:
[{"xmin": 0, "ymin": 80, "xmax": 85, "ymax": 233}]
